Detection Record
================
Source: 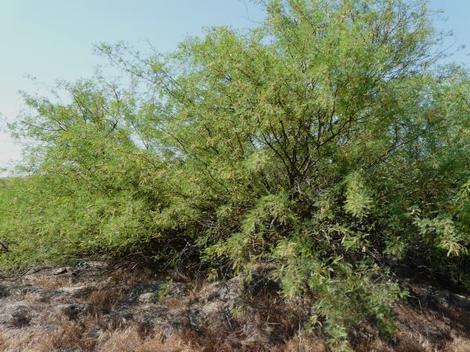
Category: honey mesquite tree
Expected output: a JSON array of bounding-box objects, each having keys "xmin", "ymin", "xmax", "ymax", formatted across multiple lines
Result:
[{"xmin": 1, "ymin": 0, "xmax": 469, "ymax": 349}]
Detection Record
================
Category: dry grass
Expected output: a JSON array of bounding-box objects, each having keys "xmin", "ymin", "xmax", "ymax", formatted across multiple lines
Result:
[
  {"xmin": 445, "ymin": 337, "xmax": 470, "ymax": 352},
  {"xmin": 87, "ymin": 288, "xmax": 125, "ymax": 314},
  {"xmin": 24, "ymin": 271, "xmax": 71, "ymax": 290},
  {"xmin": 278, "ymin": 336, "xmax": 327, "ymax": 352},
  {"xmin": 0, "ymin": 310, "xmax": 468, "ymax": 352},
  {"xmin": 1, "ymin": 264, "xmax": 469, "ymax": 351},
  {"xmin": 0, "ymin": 324, "xmax": 198, "ymax": 352},
  {"xmin": 40, "ymin": 322, "xmax": 96, "ymax": 352},
  {"xmin": 96, "ymin": 327, "xmax": 200, "ymax": 352}
]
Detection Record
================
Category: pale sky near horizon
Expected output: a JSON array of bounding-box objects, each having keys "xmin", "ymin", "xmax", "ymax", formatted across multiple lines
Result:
[{"xmin": 0, "ymin": 1, "xmax": 469, "ymax": 172}]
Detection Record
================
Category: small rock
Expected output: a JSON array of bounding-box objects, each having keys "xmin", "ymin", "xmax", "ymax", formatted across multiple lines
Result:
[
  {"xmin": 58, "ymin": 285, "xmax": 93, "ymax": 297},
  {"xmin": 138, "ymin": 292, "xmax": 157, "ymax": 304},
  {"xmin": 56, "ymin": 303, "xmax": 88, "ymax": 320},
  {"xmin": 128, "ymin": 282, "xmax": 160, "ymax": 302},
  {"xmin": 52, "ymin": 267, "xmax": 69, "ymax": 275},
  {"xmin": 10, "ymin": 305, "xmax": 32, "ymax": 328},
  {"xmin": 164, "ymin": 282, "xmax": 188, "ymax": 297},
  {"xmin": 75, "ymin": 261, "xmax": 108, "ymax": 271},
  {"xmin": 0, "ymin": 284, "xmax": 10, "ymax": 298},
  {"xmin": 108, "ymin": 305, "xmax": 134, "ymax": 325},
  {"xmin": 450, "ymin": 293, "xmax": 470, "ymax": 311},
  {"xmin": 201, "ymin": 301, "xmax": 224, "ymax": 317}
]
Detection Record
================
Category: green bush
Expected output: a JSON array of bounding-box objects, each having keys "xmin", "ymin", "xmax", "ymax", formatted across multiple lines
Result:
[{"xmin": 1, "ymin": 0, "xmax": 469, "ymax": 349}]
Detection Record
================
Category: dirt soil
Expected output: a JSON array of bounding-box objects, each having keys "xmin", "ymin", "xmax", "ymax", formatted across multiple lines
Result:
[{"xmin": 0, "ymin": 261, "xmax": 469, "ymax": 352}]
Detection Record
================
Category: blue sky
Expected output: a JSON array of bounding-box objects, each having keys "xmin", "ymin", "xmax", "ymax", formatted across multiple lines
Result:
[{"xmin": 0, "ymin": 1, "xmax": 468, "ymax": 170}]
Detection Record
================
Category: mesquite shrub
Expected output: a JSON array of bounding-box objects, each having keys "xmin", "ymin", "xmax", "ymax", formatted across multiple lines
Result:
[{"xmin": 1, "ymin": 1, "xmax": 469, "ymax": 349}]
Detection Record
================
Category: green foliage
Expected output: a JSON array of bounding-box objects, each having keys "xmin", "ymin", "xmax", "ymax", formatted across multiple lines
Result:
[
  {"xmin": 343, "ymin": 172, "xmax": 374, "ymax": 219},
  {"xmin": 1, "ymin": 0, "xmax": 469, "ymax": 349},
  {"xmin": 156, "ymin": 278, "xmax": 174, "ymax": 301}
]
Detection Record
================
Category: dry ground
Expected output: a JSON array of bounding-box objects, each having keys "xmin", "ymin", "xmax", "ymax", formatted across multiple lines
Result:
[{"xmin": 0, "ymin": 262, "xmax": 469, "ymax": 352}]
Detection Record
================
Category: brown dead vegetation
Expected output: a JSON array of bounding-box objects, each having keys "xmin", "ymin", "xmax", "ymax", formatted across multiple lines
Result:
[{"xmin": 0, "ymin": 262, "xmax": 469, "ymax": 352}]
